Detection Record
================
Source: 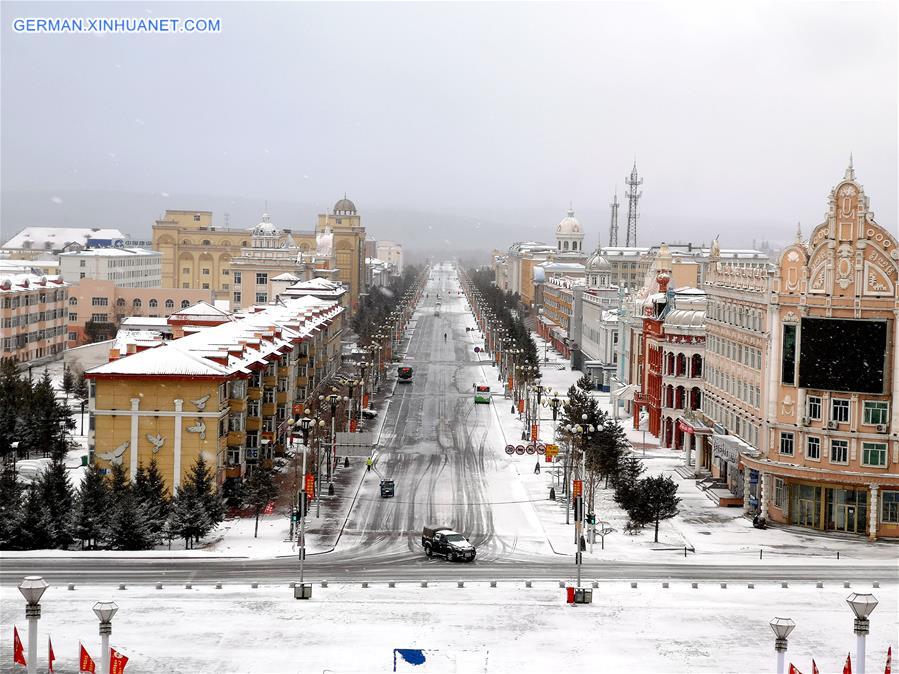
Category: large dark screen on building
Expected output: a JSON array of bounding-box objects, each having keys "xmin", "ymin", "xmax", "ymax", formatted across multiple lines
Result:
[{"xmin": 798, "ymin": 318, "xmax": 886, "ymax": 393}]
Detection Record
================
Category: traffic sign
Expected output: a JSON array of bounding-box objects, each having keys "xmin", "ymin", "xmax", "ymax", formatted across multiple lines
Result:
[
  {"xmin": 536, "ymin": 443, "xmax": 546, "ymax": 455},
  {"xmin": 305, "ymin": 472, "xmax": 315, "ymax": 499},
  {"xmin": 573, "ymin": 480, "xmax": 583, "ymax": 498},
  {"xmin": 474, "ymin": 347, "xmax": 481, "ymax": 353},
  {"xmin": 515, "ymin": 445, "xmax": 526, "ymax": 455},
  {"xmin": 504, "ymin": 444, "xmax": 515, "ymax": 455},
  {"xmin": 545, "ymin": 444, "xmax": 559, "ymax": 459},
  {"xmin": 525, "ymin": 444, "xmax": 536, "ymax": 455}
]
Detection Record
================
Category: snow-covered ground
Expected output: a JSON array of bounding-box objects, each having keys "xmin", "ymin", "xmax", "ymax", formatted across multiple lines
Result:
[{"xmin": 1, "ymin": 581, "xmax": 893, "ymax": 674}]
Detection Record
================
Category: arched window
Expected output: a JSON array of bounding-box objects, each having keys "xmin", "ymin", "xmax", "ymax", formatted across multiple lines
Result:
[
  {"xmin": 165, "ymin": 299, "xmax": 174, "ymax": 309},
  {"xmin": 69, "ymin": 297, "xmax": 78, "ymax": 306},
  {"xmin": 181, "ymin": 300, "xmax": 191, "ymax": 308},
  {"xmin": 563, "ymin": 241, "xmax": 569, "ymax": 251},
  {"xmin": 132, "ymin": 298, "xmax": 142, "ymax": 307},
  {"xmin": 116, "ymin": 298, "xmax": 126, "ymax": 307},
  {"xmin": 182, "ymin": 239, "xmax": 192, "ymax": 245},
  {"xmin": 202, "ymin": 240, "xmax": 211, "ymax": 246},
  {"xmin": 149, "ymin": 299, "xmax": 158, "ymax": 308}
]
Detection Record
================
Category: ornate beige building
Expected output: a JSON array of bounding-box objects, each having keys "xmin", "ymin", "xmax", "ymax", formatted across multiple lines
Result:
[{"xmin": 316, "ymin": 197, "xmax": 366, "ymax": 311}]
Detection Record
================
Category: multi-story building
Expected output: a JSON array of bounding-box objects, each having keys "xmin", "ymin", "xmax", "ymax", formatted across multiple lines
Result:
[
  {"xmin": 537, "ymin": 275, "xmax": 582, "ymax": 359},
  {"xmin": 572, "ymin": 251, "xmax": 621, "ymax": 385},
  {"xmin": 602, "ymin": 247, "xmax": 652, "ymax": 290},
  {"xmin": 86, "ymin": 295, "xmax": 344, "ymax": 495},
  {"xmin": 0, "ymin": 272, "xmax": 68, "ymax": 363},
  {"xmin": 1, "ymin": 227, "xmax": 128, "ymax": 260},
  {"xmin": 58, "ymin": 248, "xmax": 162, "ymax": 288},
  {"xmin": 375, "ymin": 241, "xmax": 404, "ymax": 274},
  {"xmin": 316, "ymin": 198, "xmax": 366, "ymax": 312},
  {"xmin": 66, "ymin": 279, "xmax": 212, "ymax": 347},
  {"xmin": 740, "ymin": 164, "xmax": 899, "ymax": 540}
]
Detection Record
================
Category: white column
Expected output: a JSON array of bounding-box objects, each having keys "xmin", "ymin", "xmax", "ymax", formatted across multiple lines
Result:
[
  {"xmin": 129, "ymin": 398, "xmax": 140, "ymax": 480},
  {"xmin": 760, "ymin": 471, "xmax": 770, "ymax": 519},
  {"xmin": 100, "ymin": 632, "xmax": 110, "ymax": 674},
  {"xmin": 26, "ymin": 613, "xmax": 37, "ymax": 674},
  {"xmin": 743, "ymin": 468, "xmax": 752, "ymax": 513},
  {"xmin": 173, "ymin": 399, "xmax": 183, "ymax": 491},
  {"xmin": 683, "ymin": 431, "xmax": 692, "ymax": 468},
  {"xmin": 869, "ymin": 484, "xmax": 879, "ymax": 541}
]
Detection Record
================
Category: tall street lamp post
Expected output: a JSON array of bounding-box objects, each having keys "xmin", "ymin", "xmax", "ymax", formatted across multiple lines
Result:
[
  {"xmin": 325, "ymin": 391, "xmax": 341, "ymax": 489},
  {"xmin": 846, "ymin": 593, "xmax": 878, "ymax": 674},
  {"xmin": 769, "ymin": 617, "xmax": 795, "ymax": 674},
  {"xmin": 93, "ymin": 601, "xmax": 118, "ymax": 674},
  {"xmin": 18, "ymin": 576, "xmax": 48, "ymax": 674},
  {"xmin": 288, "ymin": 416, "xmax": 314, "ymax": 599}
]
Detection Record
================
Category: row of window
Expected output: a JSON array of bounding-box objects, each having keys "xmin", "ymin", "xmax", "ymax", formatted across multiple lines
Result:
[
  {"xmin": 803, "ymin": 396, "xmax": 889, "ymax": 426},
  {"xmin": 1, "ymin": 326, "xmax": 66, "ymax": 350},
  {"xmin": 701, "ymin": 395, "xmax": 761, "ymax": 449},
  {"xmin": 779, "ymin": 431, "xmax": 889, "ymax": 467},
  {"xmin": 1, "ymin": 291, "xmax": 67, "ymax": 309},
  {"xmin": 705, "ymin": 365, "xmax": 761, "ymax": 409},
  {"xmin": 707, "ymin": 334, "xmax": 762, "ymax": 370},
  {"xmin": 706, "ymin": 299, "xmax": 764, "ymax": 332},
  {"xmin": 772, "ymin": 479, "xmax": 899, "ymax": 524},
  {"xmin": 1, "ymin": 309, "xmax": 66, "ymax": 327},
  {"xmin": 71, "ymin": 297, "xmax": 193, "ymax": 310}
]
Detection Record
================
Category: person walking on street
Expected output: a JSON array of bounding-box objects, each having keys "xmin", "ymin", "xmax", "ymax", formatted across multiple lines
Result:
[
  {"xmin": 366, "ymin": 456, "xmax": 373, "ymax": 472},
  {"xmin": 534, "ymin": 461, "xmax": 541, "ymax": 475}
]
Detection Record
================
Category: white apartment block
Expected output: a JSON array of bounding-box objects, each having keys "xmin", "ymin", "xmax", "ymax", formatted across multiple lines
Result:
[{"xmin": 58, "ymin": 248, "xmax": 162, "ymax": 288}]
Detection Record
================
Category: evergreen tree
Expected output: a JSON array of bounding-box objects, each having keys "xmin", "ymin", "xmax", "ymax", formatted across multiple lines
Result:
[
  {"xmin": 613, "ymin": 455, "xmax": 645, "ymax": 513},
  {"xmin": 0, "ymin": 469, "xmax": 23, "ymax": 548},
  {"xmin": 243, "ymin": 465, "xmax": 278, "ymax": 538},
  {"xmin": 17, "ymin": 483, "xmax": 51, "ymax": 550},
  {"xmin": 62, "ymin": 365, "xmax": 75, "ymax": 396},
  {"xmin": 105, "ymin": 490, "xmax": 154, "ymax": 550},
  {"xmin": 107, "ymin": 463, "xmax": 130, "ymax": 504},
  {"xmin": 0, "ymin": 358, "xmax": 28, "ymax": 464},
  {"xmin": 75, "ymin": 463, "xmax": 109, "ymax": 549},
  {"xmin": 639, "ymin": 475, "xmax": 682, "ymax": 543},
  {"xmin": 74, "ymin": 369, "xmax": 88, "ymax": 402},
  {"xmin": 36, "ymin": 459, "xmax": 75, "ymax": 549},
  {"xmin": 576, "ymin": 373, "xmax": 594, "ymax": 391},
  {"xmin": 134, "ymin": 459, "xmax": 170, "ymax": 544},
  {"xmin": 184, "ymin": 454, "xmax": 224, "ymax": 535},
  {"xmin": 170, "ymin": 486, "xmax": 211, "ymax": 549},
  {"xmin": 591, "ymin": 415, "xmax": 628, "ymax": 489},
  {"xmin": 17, "ymin": 372, "xmax": 74, "ymax": 461}
]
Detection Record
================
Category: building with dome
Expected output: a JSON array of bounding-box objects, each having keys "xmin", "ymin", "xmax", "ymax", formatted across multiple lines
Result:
[
  {"xmin": 556, "ymin": 207, "xmax": 586, "ymax": 255},
  {"xmin": 316, "ymin": 196, "xmax": 366, "ymax": 311}
]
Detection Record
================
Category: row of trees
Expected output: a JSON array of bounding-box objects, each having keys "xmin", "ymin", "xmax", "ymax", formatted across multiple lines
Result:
[
  {"xmin": 556, "ymin": 383, "xmax": 681, "ymax": 542},
  {"xmin": 0, "ymin": 455, "xmax": 225, "ymax": 550},
  {"xmin": 468, "ymin": 268, "xmax": 540, "ymax": 367},
  {"xmin": 352, "ymin": 265, "xmax": 421, "ymax": 344},
  {"xmin": 0, "ymin": 359, "xmax": 80, "ymax": 463}
]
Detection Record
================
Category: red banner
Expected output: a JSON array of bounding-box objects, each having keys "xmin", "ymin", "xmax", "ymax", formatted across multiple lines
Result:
[
  {"xmin": 79, "ymin": 644, "xmax": 96, "ymax": 673},
  {"xmin": 110, "ymin": 649, "xmax": 129, "ymax": 674},
  {"xmin": 573, "ymin": 480, "xmax": 583, "ymax": 498},
  {"xmin": 530, "ymin": 424, "xmax": 538, "ymax": 441},
  {"xmin": 884, "ymin": 647, "xmax": 892, "ymax": 674},
  {"xmin": 508, "ymin": 376, "xmax": 513, "ymax": 391},
  {"xmin": 350, "ymin": 419, "xmax": 358, "ymax": 433},
  {"xmin": 843, "ymin": 653, "xmax": 852, "ymax": 674},
  {"xmin": 305, "ymin": 472, "xmax": 315, "ymax": 499},
  {"xmin": 362, "ymin": 394, "xmax": 370, "ymax": 409},
  {"xmin": 518, "ymin": 399, "xmax": 524, "ymax": 414},
  {"xmin": 13, "ymin": 626, "xmax": 26, "ymax": 666},
  {"xmin": 292, "ymin": 403, "xmax": 304, "ymax": 416},
  {"xmin": 49, "ymin": 637, "xmax": 55, "ymax": 673}
]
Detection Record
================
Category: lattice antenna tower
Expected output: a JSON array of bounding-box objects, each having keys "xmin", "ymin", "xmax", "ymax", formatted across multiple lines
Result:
[
  {"xmin": 608, "ymin": 189, "xmax": 620, "ymax": 247},
  {"xmin": 624, "ymin": 160, "xmax": 643, "ymax": 247}
]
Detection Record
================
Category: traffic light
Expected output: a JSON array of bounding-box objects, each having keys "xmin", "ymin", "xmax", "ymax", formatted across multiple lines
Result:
[{"xmin": 587, "ymin": 513, "xmax": 596, "ymax": 525}]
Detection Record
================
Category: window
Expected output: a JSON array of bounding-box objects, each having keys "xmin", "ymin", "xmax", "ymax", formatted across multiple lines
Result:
[
  {"xmin": 202, "ymin": 268, "xmax": 210, "ymax": 275},
  {"xmin": 182, "ymin": 283, "xmax": 189, "ymax": 289},
  {"xmin": 780, "ymin": 324, "xmax": 797, "ymax": 384},
  {"xmin": 68, "ymin": 312, "xmax": 77, "ymax": 321},
  {"xmin": 91, "ymin": 297, "xmax": 108, "ymax": 306},
  {"xmin": 247, "ymin": 400, "xmax": 259, "ymax": 417},
  {"xmin": 882, "ymin": 491, "xmax": 899, "ymax": 524},
  {"xmin": 863, "ymin": 401, "xmax": 889, "ymax": 426},
  {"xmin": 116, "ymin": 298, "xmax": 125, "ymax": 307},
  {"xmin": 202, "ymin": 240, "xmax": 211, "ymax": 246},
  {"xmin": 68, "ymin": 332, "xmax": 77, "ymax": 341},
  {"xmin": 182, "ymin": 267, "xmax": 190, "ymax": 274},
  {"xmin": 831, "ymin": 399, "xmax": 850, "ymax": 424},
  {"xmin": 255, "ymin": 273, "xmax": 267, "ymax": 285},
  {"xmin": 806, "ymin": 436, "xmax": 820, "ymax": 460},
  {"xmin": 193, "ymin": 214, "xmax": 201, "ymax": 222},
  {"xmin": 256, "ymin": 292, "xmax": 267, "ymax": 303},
  {"xmin": 861, "ymin": 442, "xmax": 887, "ymax": 467},
  {"xmin": 233, "ymin": 272, "xmax": 241, "ymax": 283},
  {"xmin": 202, "ymin": 283, "xmax": 210, "ymax": 290},
  {"xmin": 233, "ymin": 292, "xmax": 241, "ymax": 303},
  {"xmin": 165, "ymin": 299, "xmax": 174, "ymax": 309},
  {"xmin": 779, "ymin": 432, "xmax": 794, "ymax": 456},
  {"xmin": 91, "ymin": 313, "xmax": 108, "ymax": 323},
  {"xmin": 806, "ymin": 396, "xmax": 822, "ymax": 420},
  {"xmin": 132, "ymin": 298, "xmax": 142, "ymax": 307},
  {"xmin": 69, "ymin": 297, "xmax": 77, "ymax": 305},
  {"xmin": 773, "ymin": 477, "xmax": 786, "ymax": 510},
  {"xmin": 149, "ymin": 299, "xmax": 158, "ymax": 308},
  {"xmin": 223, "ymin": 269, "xmax": 230, "ymax": 276},
  {"xmin": 830, "ymin": 439, "xmax": 848, "ymax": 464}
]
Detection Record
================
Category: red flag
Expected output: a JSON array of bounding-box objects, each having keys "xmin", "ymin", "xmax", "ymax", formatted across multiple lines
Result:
[
  {"xmin": 49, "ymin": 636, "xmax": 56, "ymax": 673},
  {"xmin": 790, "ymin": 665, "xmax": 804, "ymax": 674},
  {"xmin": 13, "ymin": 626, "xmax": 26, "ymax": 667},
  {"xmin": 886, "ymin": 646, "xmax": 892, "ymax": 674},
  {"xmin": 79, "ymin": 644, "xmax": 96, "ymax": 673},
  {"xmin": 844, "ymin": 653, "xmax": 853, "ymax": 674},
  {"xmin": 109, "ymin": 648, "xmax": 129, "ymax": 674},
  {"xmin": 813, "ymin": 660, "xmax": 820, "ymax": 674}
]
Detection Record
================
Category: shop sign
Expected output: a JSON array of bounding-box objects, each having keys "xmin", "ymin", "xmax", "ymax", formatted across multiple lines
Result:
[
  {"xmin": 676, "ymin": 419, "xmax": 694, "ymax": 435},
  {"xmin": 712, "ymin": 436, "xmax": 740, "ymax": 463}
]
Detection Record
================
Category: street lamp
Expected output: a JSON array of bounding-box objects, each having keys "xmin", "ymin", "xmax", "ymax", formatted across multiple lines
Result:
[
  {"xmin": 18, "ymin": 576, "xmax": 48, "ymax": 674},
  {"xmin": 846, "ymin": 593, "xmax": 878, "ymax": 674},
  {"xmin": 93, "ymin": 601, "xmax": 118, "ymax": 674},
  {"xmin": 288, "ymin": 417, "xmax": 314, "ymax": 599},
  {"xmin": 769, "ymin": 617, "xmax": 795, "ymax": 674}
]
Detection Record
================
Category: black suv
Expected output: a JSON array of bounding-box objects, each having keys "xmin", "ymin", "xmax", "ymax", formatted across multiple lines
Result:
[{"xmin": 421, "ymin": 525, "xmax": 476, "ymax": 562}]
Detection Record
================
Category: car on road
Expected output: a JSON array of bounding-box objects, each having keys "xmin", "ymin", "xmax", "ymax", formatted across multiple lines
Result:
[
  {"xmin": 397, "ymin": 366, "xmax": 414, "ymax": 383},
  {"xmin": 421, "ymin": 525, "xmax": 476, "ymax": 562},
  {"xmin": 380, "ymin": 479, "xmax": 395, "ymax": 498},
  {"xmin": 474, "ymin": 385, "xmax": 491, "ymax": 404},
  {"xmin": 361, "ymin": 408, "xmax": 378, "ymax": 419}
]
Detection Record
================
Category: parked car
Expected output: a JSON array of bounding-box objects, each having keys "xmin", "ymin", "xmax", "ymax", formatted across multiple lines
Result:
[
  {"xmin": 421, "ymin": 525, "xmax": 476, "ymax": 562},
  {"xmin": 361, "ymin": 408, "xmax": 378, "ymax": 419}
]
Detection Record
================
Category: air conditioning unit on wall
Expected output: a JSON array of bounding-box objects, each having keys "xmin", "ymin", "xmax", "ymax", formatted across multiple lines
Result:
[
  {"xmin": 800, "ymin": 417, "xmax": 810, "ymax": 426},
  {"xmin": 876, "ymin": 424, "xmax": 888, "ymax": 433},
  {"xmin": 826, "ymin": 420, "xmax": 838, "ymax": 430}
]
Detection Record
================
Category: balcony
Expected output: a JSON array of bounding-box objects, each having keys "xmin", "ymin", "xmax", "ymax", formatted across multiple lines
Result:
[
  {"xmin": 247, "ymin": 389, "xmax": 262, "ymax": 401},
  {"xmin": 276, "ymin": 390, "xmax": 289, "ymax": 404},
  {"xmin": 262, "ymin": 402, "xmax": 276, "ymax": 417},
  {"xmin": 224, "ymin": 465, "xmax": 242, "ymax": 479},
  {"xmin": 229, "ymin": 399, "xmax": 246, "ymax": 413},
  {"xmin": 227, "ymin": 430, "xmax": 246, "ymax": 446},
  {"xmin": 263, "ymin": 375, "xmax": 277, "ymax": 387},
  {"xmin": 296, "ymin": 376, "xmax": 309, "ymax": 387},
  {"xmin": 246, "ymin": 417, "xmax": 261, "ymax": 432}
]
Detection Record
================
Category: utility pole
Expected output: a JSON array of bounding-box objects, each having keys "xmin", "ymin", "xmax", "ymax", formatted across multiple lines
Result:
[{"xmin": 624, "ymin": 160, "xmax": 643, "ymax": 247}]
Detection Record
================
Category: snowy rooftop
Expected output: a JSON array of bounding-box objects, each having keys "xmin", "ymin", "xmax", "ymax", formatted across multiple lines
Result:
[
  {"xmin": 1, "ymin": 227, "xmax": 127, "ymax": 249},
  {"xmin": 0, "ymin": 273, "xmax": 67, "ymax": 292},
  {"xmin": 58, "ymin": 247, "xmax": 160, "ymax": 257}
]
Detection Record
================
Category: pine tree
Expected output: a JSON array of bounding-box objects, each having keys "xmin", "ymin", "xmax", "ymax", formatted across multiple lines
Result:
[
  {"xmin": 107, "ymin": 463, "xmax": 130, "ymax": 504},
  {"xmin": 0, "ymin": 358, "xmax": 28, "ymax": 465},
  {"xmin": 639, "ymin": 475, "xmax": 682, "ymax": 543},
  {"xmin": 0, "ymin": 468, "xmax": 23, "ymax": 548},
  {"xmin": 74, "ymin": 369, "xmax": 88, "ymax": 402},
  {"xmin": 171, "ymin": 486, "xmax": 211, "ymax": 549},
  {"xmin": 613, "ymin": 455, "xmax": 645, "ymax": 514},
  {"xmin": 105, "ymin": 490, "xmax": 154, "ymax": 550},
  {"xmin": 576, "ymin": 373, "xmax": 593, "ymax": 391},
  {"xmin": 134, "ymin": 459, "xmax": 170, "ymax": 544},
  {"xmin": 62, "ymin": 365, "xmax": 75, "ymax": 396},
  {"xmin": 17, "ymin": 483, "xmax": 51, "ymax": 550},
  {"xmin": 36, "ymin": 459, "xmax": 75, "ymax": 549},
  {"xmin": 184, "ymin": 454, "xmax": 223, "ymax": 536},
  {"xmin": 21, "ymin": 371, "xmax": 74, "ymax": 461},
  {"xmin": 75, "ymin": 463, "xmax": 109, "ymax": 549},
  {"xmin": 243, "ymin": 465, "xmax": 278, "ymax": 538},
  {"xmin": 592, "ymin": 415, "xmax": 628, "ymax": 489}
]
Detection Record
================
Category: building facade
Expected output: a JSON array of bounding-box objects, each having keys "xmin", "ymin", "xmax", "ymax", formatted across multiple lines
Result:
[
  {"xmin": 0, "ymin": 273, "xmax": 68, "ymax": 363},
  {"xmin": 58, "ymin": 248, "xmax": 162, "ymax": 288},
  {"xmin": 740, "ymin": 165, "xmax": 899, "ymax": 540},
  {"xmin": 316, "ymin": 197, "xmax": 366, "ymax": 312},
  {"xmin": 375, "ymin": 241, "xmax": 404, "ymax": 274}
]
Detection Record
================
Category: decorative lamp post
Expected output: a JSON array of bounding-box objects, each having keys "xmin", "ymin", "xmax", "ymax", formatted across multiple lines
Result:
[
  {"xmin": 326, "ymin": 391, "xmax": 340, "ymax": 488},
  {"xmin": 846, "ymin": 593, "xmax": 878, "ymax": 674},
  {"xmin": 359, "ymin": 362, "xmax": 369, "ymax": 417},
  {"xmin": 288, "ymin": 417, "xmax": 314, "ymax": 598},
  {"xmin": 769, "ymin": 617, "xmax": 795, "ymax": 674},
  {"xmin": 92, "ymin": 601, "xmax": 118, "ymax": 674},
  {"xmin": 18, "ymin": 576, "xmax": 48, "ymax": 674}
]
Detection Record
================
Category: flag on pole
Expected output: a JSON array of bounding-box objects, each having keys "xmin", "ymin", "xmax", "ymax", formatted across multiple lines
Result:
[
  {"xmin": 885, "ymin": 646, "xmax": 892, "ymax": 674},
  {"xmin": 813, "ymin": 660, "xmax": 820, "ymax": 674},
  {"xmin": 843, "ymin": 653, "xmax": 853, "ymax": 674},
  {"xmin": 13, "ymin": 626, "xmax": 26, "ymax": 666},
  {"xmin": 49, "ymin": 636, "xmax": 56, "ymax": 672},
  {"xmin": 110, "ymin": 648, "xmax": 129, "ymax": 674},
  {"xmin": 789, "ymin": 665, "xmax": 804, "ymax": 674},
  {"xmin": 79, "ymin": 644, "xmax": 96, "ymax": 673}
]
